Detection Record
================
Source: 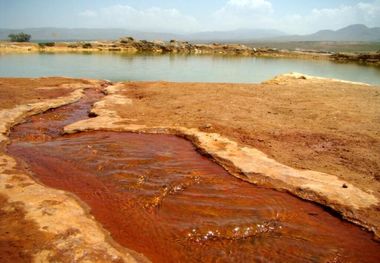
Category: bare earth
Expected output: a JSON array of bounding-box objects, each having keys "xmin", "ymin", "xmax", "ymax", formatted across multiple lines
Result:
[
  {"xmin": 65, "ymin": 74, "xmax": 380, "ymax": 237},
  {"xmin": 0, "ymin": 77, "xmax": 89, "ymax": 109},
  {"xmin": 111, "ymin": 76, "xmax": 380, "ymax": 187},
  {"xmin": 0, "ymin": 75, "xmax": 380, "ymax": 261}
]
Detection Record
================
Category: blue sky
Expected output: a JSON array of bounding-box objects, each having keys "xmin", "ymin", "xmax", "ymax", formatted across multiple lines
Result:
[{"xmin": 1, "ymin": 0, "xmax": 379, "ymax": 34}]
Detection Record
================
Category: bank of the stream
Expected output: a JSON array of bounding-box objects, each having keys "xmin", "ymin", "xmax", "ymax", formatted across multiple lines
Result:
[{"xmin": 7, "ymin": 88, "xmax": 380, "ymax": 263}]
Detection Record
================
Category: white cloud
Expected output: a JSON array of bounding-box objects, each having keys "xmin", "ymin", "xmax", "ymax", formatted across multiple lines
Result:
[
  {"xmin": 211, "ymin": 0, "xmax": 274, "ymax": 30},
  {"xmin": 210, "ymin": 0, "xmax": 380, "ymax": 34},
  {"xmin": 79, "ymin": 10, "xmax": 97, "ymax": 17},
  {"xmin": 281, "ymin": 1, "xmax": 380, "ymax": 33},
  {"xmin": 78, "ymin": 5, "xmax": 200, "ymax": 33},
  {"xmin": 77, "ymin": 1, "xmax": 380, "ymax": 34},
  {"xmin": 358, "ymin": 1, "xmax": 380, "ymax": 16},
  {"xmin": 225, "ymin": 0, "xmax": 273, "ymax": 12}
]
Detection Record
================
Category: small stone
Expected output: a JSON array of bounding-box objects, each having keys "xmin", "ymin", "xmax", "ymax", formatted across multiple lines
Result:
[
  {"xmin": 5, "ymin": 184, "xmax": 13, "ymax": 189},
  {"xmin": 88, "ymin": 112, "xmax": 98, "ymax": 118},
  {"xmin": 342, "ymin": 184, "xmax": 348, "ymax": 188}
]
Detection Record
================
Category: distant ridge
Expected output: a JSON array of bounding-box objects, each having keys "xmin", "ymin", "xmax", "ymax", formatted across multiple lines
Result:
[
  {"xmin": 185, "ymin": 29, "xmax": 286, "ymax": 42},
  {"xmin": 0, "ymin": 24, "xmax": 379, "ymax": 42},
  {"xmin": 273, "ymin": 24, "xmax": 380, "ymax": 42},
  {"xmin": 0, "ymin": 28, "xmax": 179, "ymax": 42},
  {"xmin": 0, "ymin": 27, "xmax": 286, "ymax": 42}
]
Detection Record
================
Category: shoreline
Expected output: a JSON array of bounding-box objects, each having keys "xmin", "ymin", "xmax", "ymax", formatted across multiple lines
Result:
[{"xmin": 1, "ymin": 39, "xmax": 379, "ymax": 66}]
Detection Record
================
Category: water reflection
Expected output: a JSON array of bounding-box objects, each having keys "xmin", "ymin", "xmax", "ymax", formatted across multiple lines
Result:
[{"xmin": 0, "ymin": 53, "xmax": 379, "ymax": 85}]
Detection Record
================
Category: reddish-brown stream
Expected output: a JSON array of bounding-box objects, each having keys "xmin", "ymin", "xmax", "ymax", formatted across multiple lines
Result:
[{"xmin": 7, "ymin": 89, "xmax": 380, "ymax": 262}]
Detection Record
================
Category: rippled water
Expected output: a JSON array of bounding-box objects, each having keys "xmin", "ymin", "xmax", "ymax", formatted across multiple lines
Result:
[
  {"xmin": 1, "ymin": 53, "xmax": 380, "ymax": 84},
  {"xmin": 7, "ymin": 90, "xmax": 380, "ymax": 262}
]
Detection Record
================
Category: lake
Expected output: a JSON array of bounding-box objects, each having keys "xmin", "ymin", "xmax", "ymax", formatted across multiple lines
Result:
[{"xmin": 1, "ymin": 53, "xmax": 380, "ymax": 84}]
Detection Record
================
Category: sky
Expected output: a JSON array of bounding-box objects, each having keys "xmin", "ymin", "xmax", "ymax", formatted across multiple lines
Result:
[{"xmin": 0, "ymin": 0, "xmax": 379, "ymax": 34}]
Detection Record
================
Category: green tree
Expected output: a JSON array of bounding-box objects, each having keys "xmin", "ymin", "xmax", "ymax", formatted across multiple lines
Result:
[{"xmin": 8, "ymin": 32, "xmax": 31, "ymax": 42}]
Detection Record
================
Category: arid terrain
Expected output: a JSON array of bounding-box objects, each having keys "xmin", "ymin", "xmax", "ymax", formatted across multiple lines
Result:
[
  {"xmin": 64, "ymin": 74, "xmax": 380, "ymax": 236},
  {"xmin": 0, "ymin": 75, "xmax": 379, "ymax": 262}
]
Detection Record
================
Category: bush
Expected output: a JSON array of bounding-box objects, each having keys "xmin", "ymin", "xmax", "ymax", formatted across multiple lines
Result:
[
  {"xmin": 38, "ymin": 42, "xmax": 55, "ymax": 48},
  {"xmin": 82, "ymin": 43, "xmax": 92, "ymax": 49},
  {"xmin": 120, "ymin": 36, "xmax": 134, "ymax": 44},
  {"xmin": 8, "ymin": 32, "xmax": 31, "ymax": 42}
]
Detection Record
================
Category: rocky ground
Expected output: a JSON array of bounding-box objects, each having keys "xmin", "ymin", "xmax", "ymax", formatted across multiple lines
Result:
[
  {"xmin": 0, "ymin": 75, "xmax": 379, "ymax": 261},
  {"xmin": 1, "ymin": 38, "xmax": 380, "ymax": 66}
]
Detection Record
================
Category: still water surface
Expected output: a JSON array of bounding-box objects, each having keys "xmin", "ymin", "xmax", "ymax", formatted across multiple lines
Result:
[{"xmin": 1, "ymin": 53, "xmax": 380, "ymax": 84}]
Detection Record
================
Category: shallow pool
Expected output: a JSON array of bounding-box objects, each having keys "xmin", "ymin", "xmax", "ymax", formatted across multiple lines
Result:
[{"xmin": 1, "ymin": 53, "xmax": 379, "ymax": 84}]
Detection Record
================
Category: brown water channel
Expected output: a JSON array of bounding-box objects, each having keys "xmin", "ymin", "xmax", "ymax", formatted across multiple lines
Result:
[{"xmin": 7, "ymin": 89, "xmax": 380, "ymax": 262}]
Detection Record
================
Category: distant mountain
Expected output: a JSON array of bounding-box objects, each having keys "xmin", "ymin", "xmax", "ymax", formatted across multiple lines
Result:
[
  {"xmin": 0, "ymin": 27, "xmax": 286, "ymax": 42},
  {"xmin": 0, "ymin": 28, "xmax": 179, "ymax": 42},
  {"xmin": 184, "ymin": 29, "xmax": 286, "ymax": 42},
  {"xmin": 273, "ymin": 24, "xmax": 380, "ymax": 42},
  {"xmin": 0, "ymin": 25, "xmax": 379, "ymax": 42}
]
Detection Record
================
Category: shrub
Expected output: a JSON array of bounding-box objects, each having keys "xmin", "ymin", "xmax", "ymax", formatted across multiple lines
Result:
[
  {"xmin": 44, "ymin": 42, "xmax": 55, "ymax": 47},
  {"xmin": 120, "ymin": 36, "xmax": 134, "ymax": 44},
  {"xmin": 82, "ymin": 43, "xmax": 92, "ymax": 49},
  {"xmin": 8, "ymin": 32, "xmax": 31, "ymax": 42},
  {"xmin": 38, "ymin": 42, "xmax": 55, "ymax": 48}
]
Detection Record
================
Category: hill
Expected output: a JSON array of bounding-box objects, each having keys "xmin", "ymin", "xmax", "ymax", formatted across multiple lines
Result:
[
  {"xmin": 1, "ymin": 25, "xmax": 379, "ymax": 42},
  {"xmin": 0, "ymin": 27, "xmax": 285, "ymax": 42},
  {"xmin": 274, "ymin": 24, "xmax": 380, "ymax": 42}
]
